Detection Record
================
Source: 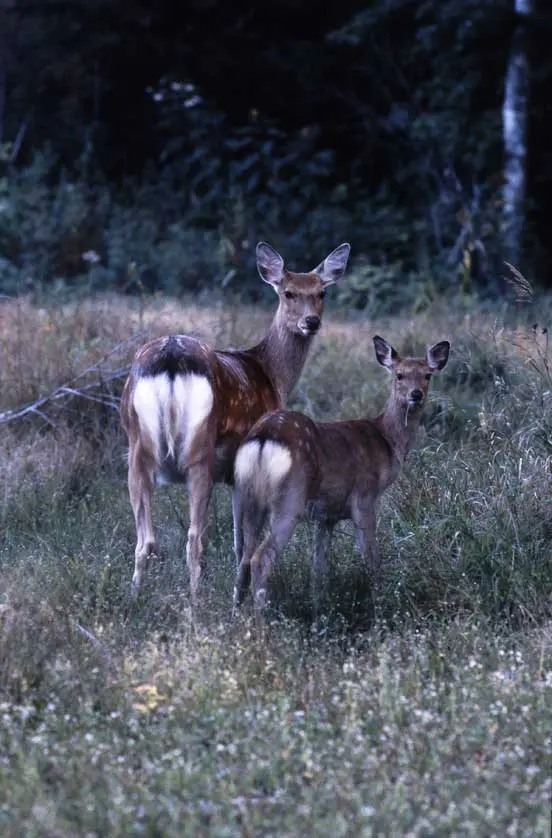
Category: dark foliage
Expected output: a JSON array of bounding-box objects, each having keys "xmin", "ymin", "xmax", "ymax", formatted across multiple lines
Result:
[{"xmin": 1, "ymin": 0, "xmax": 552, "ymax": 294}]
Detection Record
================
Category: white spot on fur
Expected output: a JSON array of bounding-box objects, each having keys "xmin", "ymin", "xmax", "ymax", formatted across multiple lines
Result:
[{"xmin": 133, "ymin": 373, "xmax": 213, "ymax": 464}]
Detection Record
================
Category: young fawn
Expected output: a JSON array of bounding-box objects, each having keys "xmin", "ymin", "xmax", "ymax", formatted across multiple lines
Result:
[
  {"xmin": 120, "ymin": 241, "xmax": 350, "ymax": 602},
  {"xmin": 232, "ymin": 335, "xmax": 450, "ymax": 612}
]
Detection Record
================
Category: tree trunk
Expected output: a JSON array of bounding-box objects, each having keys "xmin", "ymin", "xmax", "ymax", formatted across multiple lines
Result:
[{"xmin": 502, "ymin": 0, "xmax": 532, "ymax": 268}]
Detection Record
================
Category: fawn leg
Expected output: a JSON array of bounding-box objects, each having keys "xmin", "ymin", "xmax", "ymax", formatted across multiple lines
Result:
[
  {"xmin": 250, "ymin": 501, "xmax": 301, "ymax": 613},
  {"xmin": 351, "ymin": 499, "xmax": 381, "ymax": 577},
  {"xmin": 311, "ymin": 521, "xmax": 334, "ymax": 612},
  {"xmin": 233, "ymin": 492, "xmax": 266, "ymax": 615},
  {"xmin": 231, "ymin": 487, "xmax": 244, "ymax": 565}
]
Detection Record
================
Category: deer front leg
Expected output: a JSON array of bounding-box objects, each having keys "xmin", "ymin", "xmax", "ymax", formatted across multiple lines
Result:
[
  {"xmin": 311, "ymin": 520, "xmax": 334, "ymax": 611},
  {"xmin": 186, "ymin": 460, "xmax": 213, "ymax": 606},
  {"xmin": 231, "ymin": 487, "xmax": 244, "ymax": 566},
  {"xmin": 351, "ymin": 499, "xmax": 380, "ymax": 577},
  {"xmin": 128, "ymin": 445, "xmax": 157, "ymax": 594}
]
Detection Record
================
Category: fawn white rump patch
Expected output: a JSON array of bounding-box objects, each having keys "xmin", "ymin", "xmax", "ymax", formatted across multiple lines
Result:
[
  {"xmin": 133, "ymin": 373, "xmax": 214, "ymax": 463},
  {"xmin": 235, "ymin": 439, "xmax": 292, "ymax": 504}
]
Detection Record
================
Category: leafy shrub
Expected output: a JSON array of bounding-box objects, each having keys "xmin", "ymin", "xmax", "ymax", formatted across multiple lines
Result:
[{"xmin": 0, "ymin": 131, "xmax": 515, "ymax": 306}]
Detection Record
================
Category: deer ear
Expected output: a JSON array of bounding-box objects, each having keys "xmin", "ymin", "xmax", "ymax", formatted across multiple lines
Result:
[
  {"xmin": 373, "ymin": 335, "xmax": 398, "ymax": 369},
  {"xmin": 427, "ymin": 341, "xmax": 450, "ymax": 371},
  {"xmin": 312, "ymin": 242, "xmax": 351, "ymax": 287},
  {"xmin": 257, "ymin": 242, "xmax": 285, "ymax": 288}
]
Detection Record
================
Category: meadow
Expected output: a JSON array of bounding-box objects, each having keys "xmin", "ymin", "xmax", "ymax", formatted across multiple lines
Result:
[{"xmin": 0, "ymin": 288, "xmax": 550, "ymax": 837}]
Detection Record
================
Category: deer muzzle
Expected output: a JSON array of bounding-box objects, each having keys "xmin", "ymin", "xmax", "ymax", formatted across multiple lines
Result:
[{"xmin": 300, "ymin": 315, "xmax": 321, "ymax": 336}]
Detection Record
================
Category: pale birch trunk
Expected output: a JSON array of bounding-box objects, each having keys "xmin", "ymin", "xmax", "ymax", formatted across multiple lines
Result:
[{"xmin": 502, "ymin": 0, "xmax": 532, "ymax": 267}]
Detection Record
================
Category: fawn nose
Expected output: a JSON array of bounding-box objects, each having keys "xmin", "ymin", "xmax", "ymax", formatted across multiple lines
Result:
[
  {"xmin": 410, "ymin": 389, "xmax": 424, "ymax": 404},
  {"xmin": 304, "ymin": 315, "xmax": 321, "ymax": 333}
]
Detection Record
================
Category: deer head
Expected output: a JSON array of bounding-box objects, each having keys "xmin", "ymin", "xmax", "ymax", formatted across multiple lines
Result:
[
  {"xmin": 373, "ymin": 335, "xmax": 450, "ymax": 415},
  {"xmin": 257, "ymin": 242, "xmax": 350, "ymax": 337}
]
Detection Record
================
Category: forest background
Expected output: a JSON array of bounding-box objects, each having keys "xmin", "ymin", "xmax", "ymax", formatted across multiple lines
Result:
[{"xmin": 1, "ymin": 0, "xmax": 552, "ymax": 304}]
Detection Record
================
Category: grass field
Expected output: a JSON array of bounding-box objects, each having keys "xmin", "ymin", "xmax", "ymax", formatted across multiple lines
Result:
[{"xmin": 0, "ymin": 290, "xmax": 551, "ymax": 836}]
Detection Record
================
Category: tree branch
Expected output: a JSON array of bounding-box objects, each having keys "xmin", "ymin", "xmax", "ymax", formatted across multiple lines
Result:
[{"xmin": 0, "ymin": 334, "xmax": 146, "ymax": 427}]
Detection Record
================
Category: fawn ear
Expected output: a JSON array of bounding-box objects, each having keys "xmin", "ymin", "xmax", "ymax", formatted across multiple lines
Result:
[
  {"xmin": 427, "ymin": 341, "xmax": 450, "ymax": 371},
  {"xmin": 312, "ymin": 243, "xmax": 351, "ymax": 287},
  {"xmin": 257, "ymin": 242, "xmax": 285, "ymax": 288},
  {"xmin": 373, "ymin": 335, "xmax": 399, "ymax": 369}
]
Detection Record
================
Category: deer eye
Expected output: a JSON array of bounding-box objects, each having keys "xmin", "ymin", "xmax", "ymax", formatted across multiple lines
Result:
[
  {"xmin": 284, "ymin": 290, "xmax": 296, "ymax": 300},
  {"xmin": 396, "ymin": 373, "xmax": 404, "ymax": 381},
  {"xmin": 425, "ymin": 373, "xmax": 432, "ymax": 380},
  {"xmin": 319, "ymin": 290, "xmax": 326, "ymax": 300}
]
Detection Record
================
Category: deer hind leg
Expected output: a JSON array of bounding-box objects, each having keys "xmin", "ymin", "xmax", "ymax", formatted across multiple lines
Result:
[
  {"xmin": 128, "ymin": 442, "xmax": 157, "ymax": 594},
  {"xmin": 185, "ymin": 457, "xmax": 213, "ymax": 607},
  {"xmin": 232, "ymin": 490, "xmax": 266, "ymax": 615},
  {"xmin": 250, "ymin": 495, "xmax": 302, "ymax": 613}
]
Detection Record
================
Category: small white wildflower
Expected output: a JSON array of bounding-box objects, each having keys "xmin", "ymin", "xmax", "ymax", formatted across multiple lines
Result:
[
  {"xmin": 82, "ymin": 250, "xmax": 101, "ymax": 264},
  {"xmin": 19, "ymin": 705, "xmax": 36, "ymax": 722}
]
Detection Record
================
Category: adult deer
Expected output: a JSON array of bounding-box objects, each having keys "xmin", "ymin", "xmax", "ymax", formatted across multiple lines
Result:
[
  {"xmin": 120, "ymin": 241, "xmax": 351, "ymax": 601},
  {"xmin": 232, "ymin": 335, "xmax": 450, "ymax": 613}
]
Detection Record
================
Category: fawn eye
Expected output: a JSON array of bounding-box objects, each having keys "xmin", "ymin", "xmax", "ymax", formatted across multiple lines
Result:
[
  {"xmin": 425, "ymin": 373, "xmax": 431, "ymax": 380},
  {"xmin": 396, "ymin": 373, "xmax": 404, "ymax": 381},
  {"xmin": 284, "ymin": 290, "xmax": 295, "ymax": 300},
  {"xmin": 319, "ymin": 290, "xmax": 326, "ymax": 300}
]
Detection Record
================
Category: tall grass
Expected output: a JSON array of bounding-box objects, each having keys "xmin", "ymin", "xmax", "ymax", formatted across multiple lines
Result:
[{"xmin": 0, "ymin": 290, "xmax": 550, "ymax": 836}]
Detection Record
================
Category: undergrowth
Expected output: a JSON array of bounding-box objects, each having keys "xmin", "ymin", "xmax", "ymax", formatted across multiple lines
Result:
[{"xmin": 0, "ymin": 291, "xmax": 550, "ymax": 836}]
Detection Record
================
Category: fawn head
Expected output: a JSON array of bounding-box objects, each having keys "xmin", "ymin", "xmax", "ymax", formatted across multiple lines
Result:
[
  {"xmin": 257, "ymin": 242, "xmax": 350, "ymax": 337},
  {"xmin": 374, "ymin": 335, "xmax": 450, "ymax": 413}
]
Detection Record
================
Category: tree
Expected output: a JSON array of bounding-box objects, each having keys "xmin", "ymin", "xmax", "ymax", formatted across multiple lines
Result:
[{"xmin": 502, "ymin": 0, "xmax": 531, "ymax": 268}]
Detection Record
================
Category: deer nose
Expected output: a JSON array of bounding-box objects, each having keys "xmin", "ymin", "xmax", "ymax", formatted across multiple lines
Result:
[
  {"xmin": 410, "ymin": 389, "xmax": 424, "ymax": 403},
  {"xmin": 304, "ymin": 316, "xmax": 321, "ymax": 333}
]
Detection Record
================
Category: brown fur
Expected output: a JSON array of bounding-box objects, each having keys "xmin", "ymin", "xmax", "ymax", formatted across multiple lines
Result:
[
  {"xmin": 120, "ymin": 241, "xmax": 350, "ymax": 600},
  {"xmin": 232, "ymin": 336, "xmax": 450, "ymax": 613}
]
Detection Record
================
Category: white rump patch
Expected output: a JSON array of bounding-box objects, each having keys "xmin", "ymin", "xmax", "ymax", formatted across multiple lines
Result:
[
  {"xmin": 234, "ymin": 440, "xmax": 262, "ymax": 484},
  {"xmin": 133, "ymin": 373, "xmax": 213, "ymax": 464},
  {"xmin": 172, "ymin": 374, "xmax": 214, "ymax": 456},
  {"xmin": 262, "ymin": 440, "xmax": 293, "ymax": 485},
  {"xmin": 133, "ymin": 375, "xmax": 172, "ymax": 459},
  {"xmin": 235, "ymin": 439, "xmax": 292, "ymax": 504}
]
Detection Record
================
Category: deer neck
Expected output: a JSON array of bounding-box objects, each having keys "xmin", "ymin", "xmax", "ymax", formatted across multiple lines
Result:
[
  {"xmin": 250, "ymin": 319, "xmax": 314, "ymax": 403},
  {"xmin": 375, "ymin": 400, "xmax": 424, "ymax": 465}
]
